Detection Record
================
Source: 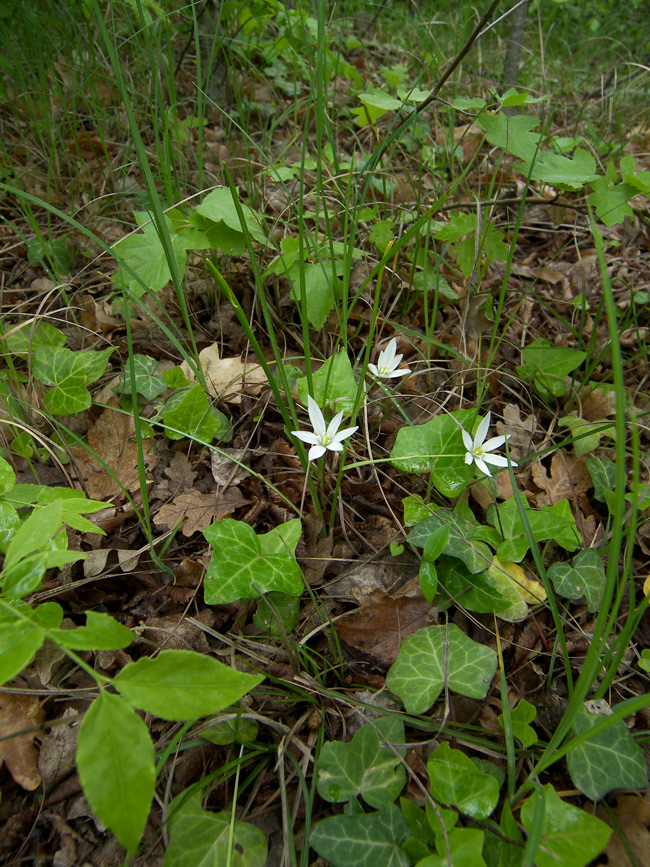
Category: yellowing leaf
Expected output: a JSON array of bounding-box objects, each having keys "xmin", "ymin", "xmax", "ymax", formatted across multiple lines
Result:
[{"xmin": 488, "ymin": 557, "xmax": 546, "ymax": 622}]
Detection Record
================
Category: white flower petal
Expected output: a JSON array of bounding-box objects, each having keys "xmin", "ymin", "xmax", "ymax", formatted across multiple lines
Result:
[
  {"xmin": 332, "ymin": 425, "xmax": 358, "ymax": 444},
  {"xmin": 474, "ymin": 455, "xmax": 493, "ymax": 476},
  {"xmin": 482, "ymin": 435, "xmax": 507, "ymax": 452},
  {"xmin": 385, "ymin": 367, "xmax": 411, "ymax": 378},
  {"xmin": 462, "ymin": 429, "xmax": 474, "ymax": 452},
  {"xmin": 367, "ymin": 363, "xmax": 379, "ymax": 377},
  {"xmin": 465, "ymin": 452, "xmax": 474, "ymax": 466},
  {"xmin": 482, "ymin": 453, "xmax": 515, "ymax": 468},
  {"xmin": 307, "ymin": 395, "xmax": 326, "ymax": 437},
  {"xmin": 326, "ymin": 410, "xmax": 345, "ymax": 439},
  {"xmin": 308, "ymin": 444, "xmax": 327, "ymax": 461},
  {"xmin": 292, "ymin": 430, "xmax": 320, "ymax": 445},
  {"xmin": 475, "ymin": 413, "xmax": 492, "ymax": 446}
]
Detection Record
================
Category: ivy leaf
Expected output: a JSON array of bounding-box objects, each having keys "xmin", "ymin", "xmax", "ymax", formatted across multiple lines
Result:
[
  {"xmin": 311, "ymin": 804, "xmax": 410, "ymax": 867},
  {"xmin": 517, "ymin": 340, "xmax": 586, "ymax": 401},
  {"xmin": 32, "ymin": 346, "xmax": 114, "ymax": 415},
  {"xmin": 558, "ymin": 416, "xmax": 615, "ymax": 456},
  {"xmin": 204, "ymin": 518, "xmax": 303, "ymax": 604},
  {"xmin": 436, "ymin": 557, "xmax": 510, "ymax": 614},
  {"xmin": 296, "ymin": 351, "xmax": 357, "ymax": 415},
  {"xmin": 488, "ymin": 557, "xmax": 547, "ymax": 622},
  {"xmin": 113, "ymin": 649, "xmax": 263, "ymax": 721},
  {"xmin": 4, "ymin": 321, "xmax": 66, "ymax": 358},
  {"xmin": 117, "ymin": 354, "xmax": 167, "ymax": 400},
  {"xmin": 162, "ymin": 385, "xmax": 230, "ymax": 443},
  {"xmin": 409, "ymin": 508, "xmax": 490, "ymax": 574},
  {"xmin": 164, "ymin": 793, "xmax": 268, "ymax": 867},
  {"xmin": 417, "ymin": 828, "xmax": 486, "ymax": 867},
  {"xmin": 499, "ymin": 699, "xmax": 538, "ymax": 747},
  {"xmin": 49, "ymin": 612, "xmax": 133, "ymax": 651},
  {"xmin": 566, "ymin": 704, "xmax": 648, "ymax": 801},
  {"xmin": 77, "ymin": 691, "xmax": 155, "ymax": 854},
  {"xmin": 114, "ymin": 217, "xmax": 187, "ymax": 297},
  {"xmin": 317, "ymin": 717, "xmax": 407, "ymax": 808},
  {"xmin": 386, "ymin": 624, "xmax": 498, "ymax": 714},
  {"xmin": 547, "ymin": 548, "xmax": 605, "ymax": 611},
  {"xmin": 427, "ymin": 743, "xmax": 499, "ymax": 819},
  {"xmin": 586, "ymin": 455, "xmax": 617, "ymax": 506},
  {"xmin": 520, "ymin": 784, "xmax": 611, "ymax": 867},
  {"xmin": 390, "ymin": 410, "xmax": 476, "ymax": 497},
  {"xmin": 488, "ymin": 498, "xmax": 581, "ymax": 562}
]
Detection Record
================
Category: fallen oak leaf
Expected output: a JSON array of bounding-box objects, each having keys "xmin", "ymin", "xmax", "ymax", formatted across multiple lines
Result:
[
  {"xmin": 531, "ymin": 450, "xmax": 592, "ymax": 506},
  {"xmin": 181, "ymin": 344, "xmax": 267, "ymax": 405},
  {"xmin": 154, "ymin": 488, "xmax": 246, "ymax": 536}
]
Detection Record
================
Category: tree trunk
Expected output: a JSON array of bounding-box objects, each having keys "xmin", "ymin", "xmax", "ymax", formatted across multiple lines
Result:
[{"xmin": 503, "ymin": 0, "xmax": 530, "ymax": 90}]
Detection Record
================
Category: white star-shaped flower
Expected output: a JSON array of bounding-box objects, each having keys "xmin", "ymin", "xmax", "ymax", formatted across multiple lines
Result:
[
  {"xmin": 462, "ymin": 412, "xmax": 518, "ymax": 476},
  {"xmin": 291, "ymin": 395, "xmax": 358, "ymax": 461},
  {"xmin": 367, "ymin": 338, "xmax": 411, "ymax": 379}
]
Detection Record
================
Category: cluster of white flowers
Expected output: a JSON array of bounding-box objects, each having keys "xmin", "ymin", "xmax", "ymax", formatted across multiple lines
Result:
[{"xmin": 291, "ymin": 339, "xmax": 516, "ymax": 474}]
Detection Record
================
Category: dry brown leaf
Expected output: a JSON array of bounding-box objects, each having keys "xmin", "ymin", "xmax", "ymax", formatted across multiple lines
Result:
[
  {"xmin": 72, "ymin": 405, "xmax": 157, "ymax": 500},
  {"xmin": 595, "ymin": 796, "xmax": 650, "ymax": 867},
  {"xmin": 336, "ymin": 591, "xmax": 434, "ymax": 666},
  {"xmin": 579, "ymin": 384, "xmax": 617, "ymax": 420},
  {"xmin": 531, "ymin": 451, "xmax": 592, "ymax": 506},
  {"xmin": 0, "ymin": 693, "xmax": 45, "ymax": 791},
  {"xmin": 154, "ymin": 488, "xmax": 245, "ymax": 536},
  {"xmin": 496, "ymin": 405, "xmax": 535, "ymax": 461},
  {"xmin": 181, "ymin": 344, "xmax": 267, "ymax": 404},
  {"xmin": 38, "ymin": 708, "xmax": 78, "ymax": 790},
  {"xmin": 210, "ymin": 447, "xmax": 249, "ymax": 487},
  {"xmin": 165, "ymin": 452, "xmax": 197, "ymax": 490}
]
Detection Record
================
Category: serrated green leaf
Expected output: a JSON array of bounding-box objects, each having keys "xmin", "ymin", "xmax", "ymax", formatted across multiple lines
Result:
[
  {"xmin": 390, "ymin": 410, "xmax": 476, "ymax": 496},
  {"xmin": 317, "ymin": 717, "xmax": 407, "ymax": 808},
  {"xmin": 522, "ymin": 148, "xmax": 598, "ymax": 190},
  {"xmin": 113, "ymin": 649, "xmax": 263, "ymax": 721},
  {"xmin": 162, "ymin": 385, "xmax": 230, "ymax": 443},
  {"xmin": 50, "ymin": 611, "xmax": 133, "ymax": 651},
  {"xmin": 32, "ymin": 346, "xmax": 114, "ymax": 415},
  {"xmin": 311, "ymin": 804, "xmax": 410, "ymax": 867},
  {"xmin": 477, "ymin": 113, "xmax": 543, "ymax": 162},
  {"xmin": 427, "ymin": 743, "xmax": 499, "ymax": 819},
  {"xmin": 520, "ymin": 784, "xmax": 611, "ymax": 867},
  {"xmin": 117, "ymin": 354, "xmax": 167, "ymax": 399},
  {"xmin": 0, "ymin": 620, "xmax": 45, "ymax": 684},
  {"xmin": 77, "ymin": 692, "xmax": 155, "ymax": 853},
  {"xmin": 566, "ymin": 704, "xmax": 648, "ymax": 800},
  {"xmin": 164, "ymin": 793, "xmax": 268, "ymax": 867},
  {"xmin": 4, "ymin": 321, "xmax": 66, "ymax": 358},
  {"xmin": 547, "ymin": 548, "xmax": 605, "ymax": 611},
  {"xmin": 204, "ymin": 518, "xmax": 303, "ymax": 604},
  {"xmin": 296, "ymin": 351, "xmax": 358, "ymax": 415},
  {"xmin": 114, "ymin": 219, "xmax": 187, "ymax": 296},
  {"xmin": 386, "ymin": 624, "xmax": 498, "ymax": 714},
  {"xmin": 517, "ymin": 340, "xmax": 586, "ymax": 400}
]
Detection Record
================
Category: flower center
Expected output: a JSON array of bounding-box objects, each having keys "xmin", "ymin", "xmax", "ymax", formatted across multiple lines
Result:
[{"xmin": 321, "ymin": 434, "xmax": 331, "ymax": 445}]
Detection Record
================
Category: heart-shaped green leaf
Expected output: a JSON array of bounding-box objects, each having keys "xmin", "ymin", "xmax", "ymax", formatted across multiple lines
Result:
[
  {"xmin": 311, "ymin": 804, "xmax": 410, "ymax": 867},
  {"xmin": 32, "ymin": 346, "xmax": 114, "ymax": 415},
  {"xmin": 548, "ymin": 548, "xmax": 605, "ymax": 612},
  {"xmin": 427, "ymin": 743, "xmax": 499, "ymax": 819}
]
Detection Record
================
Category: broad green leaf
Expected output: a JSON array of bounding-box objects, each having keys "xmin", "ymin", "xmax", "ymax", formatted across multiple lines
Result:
[
  {"xmin": 253, "ymin": 592, "xmax": 300, "ymax": 636},
  {"xmin": 32, "ymin": 346, "xmax": 114, "ymax": 415},
  {"xmin": 195, "ymin": 187, "xmax": 266, "ymax": 246},
  {"xmin": 588, "ymin": 161, "xmax": 636, "ymax": 226},
  {"xmin": 0, "ymin": 455, "xmax": 15, "ymax": 495},
  {"xmin": 386, "ymin": 624, "xmax": 498, "ymax": 714},
  {"xmin": 427, "ymin": 743, "xmax": 499, "ymax": 820},
  {"xmin": 417, "ymin": 828, "xmax": 486, "ymax": 867},
  {"xmin": 0, "ymin": 620, "xmax": 45, "ymax": 684},
  {"xmin": 436, "ymin": 557, "xmax": 510, "ymax": 614},
  {"xmin": 566, "ymin": 704, "xmax": 648, "ymax": 800},
  {"xmin": 403, "ymin": 494, "xmax": 432, "ymax": 527},
  {"xmin": 113, "ymin": 649, "xmax": 263, "ymax": 721},
  {"xmin": 30, "ymin": 601, "xmax": 64, "ymax": 628},
  {"xmin": 409, "ymin": 509, "xmax": 492, "ymax": 574},
  {"xmin": 311, "ymin": 804, "xmax": 410, "ymax": 867},
  {"xmin": 419, "ymin": 561, "xmax": 438, "ymax": 604},
  {"xmin": 179, "ymin": 212, "xmax": 250, "ymax": 255},
  {"xmin": 200, "ymin": 712, "xmax": 258, "ymax": 746},
  {"xmin": 639, "ymin": 649, "xmax": 650, "ymax": 672},
  {"xmin": 520, "ymin": 784, "xmax": 611, "ymax": 867},
  {"xmin": 114, "ymin": 218, "xmax": 187, "ymax": 296},
  {"xmin": 164, "ymin": 793, "xmax": 267, "ymax": 867},
  {"xmin": 400, "ymin": 798, "xmax": 438, "ymax": 863},
  {"xmin": 488, "ymin": 557, "xmax": 547, "ymax": 622},
  {"xmin": 585, "ymin": 455, "xmax": 616, "ymax": 505},
  {"xmin": 499, "ymin": 801, "xmax": 525, "ymax": 867},
  {"xmin": 50, "ymin": 611, "xmax": 133, "ymax": 651},
  {"xmin": 4, "ymin": 321, "xmax": 66, "ymax": 358},
  {"xmin": 390, "ymin": 410, "xmax": 476, "ymax": 496},
  {"xmin": 521, "ymin": 148, "xmax": 598, "ymax": 190},
  {"xmin": 36, "ymin": 489, "xmax": 110, "ymax": 535},
  {"xmin": 547, "ymin": 548, "xmax": 605, "ymax": 612},
  {"xmin": 117, "ymin": 354, "xmax": 167, "ymax": 399},
  {"xmin": 488, "ymin": 498, "xmax": 581, "ymax": 562},
  {"xmin": 288, "ymin": 260, "xmax": 340, "ymax": 330},
  {"xmin": 296, "ymin": 351, "xmax": 358, "ymax": 415},
  {"xmin": 204, "ymin": 518, "xmax": 303, "ymax": 604},
  {"xmin": 77, "ymin": 692, "xmax": 155, "ymax": 853},
  {"xmin": 162, "ymin": 385, "xmax": 230, "ymax": 443},
  {"xmin": 0, "ymin": 501, "xmax": 20, "ymax": 553},
  {"xmin": 499, "ymin": 699, "xmax": 538, "ymax": 747},
  {"xmin": 4, "ymin": 500, "xmax": 63, "ymax": 572},
  {"xmin": 317, "ymin": 717, "xmax": 407, "ymax": 808},
  {"xmin": 516, "ymin": 340, "xmax": 586, "ymax": 401},
  {"xmin": 477, "ymin": 113, "xmax": 543, "ymax": 163}
]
